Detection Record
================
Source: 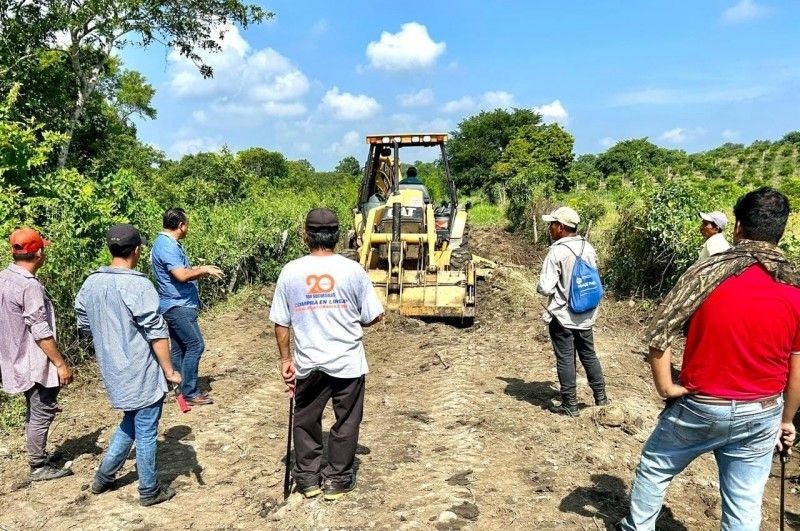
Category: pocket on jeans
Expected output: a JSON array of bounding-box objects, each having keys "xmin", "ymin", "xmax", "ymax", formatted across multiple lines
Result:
[
  {"xmin": 743, "ymin": 415, "xmax": 781, "ymax": 453},
  {"xmin": 664, "ymin": 403, "xmax": 716, "ymax": 444}
]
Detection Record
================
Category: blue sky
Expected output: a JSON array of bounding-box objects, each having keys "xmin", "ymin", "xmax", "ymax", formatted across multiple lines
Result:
[{"xmin": 123, "ymin": 0, "xmax": 800, "ymax": 170}]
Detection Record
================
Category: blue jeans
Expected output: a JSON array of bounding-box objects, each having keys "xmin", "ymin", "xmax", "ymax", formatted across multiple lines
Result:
[
  {"xmin": 620, "ymin": 396, "xmax": 782, "ymax": 530},
  {"xmin": 164, "ymin": 306, "xmax": 205, "ymax": 399},
  {"xmin": 95, "ymin": 398, "xmax": 164, "ymax": 498}
]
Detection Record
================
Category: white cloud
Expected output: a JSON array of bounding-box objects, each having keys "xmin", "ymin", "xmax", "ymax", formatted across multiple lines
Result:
[
  {"xmin": 170, "ymin": 137, "xmax": 223, "ymax": 158},
  {"xmin": 442, "ymin": 96, "xmax": 475, "ymax": 114},
  {"xmin": 723, "ymin": 0, "xmax": 767, "ymax": 23},
  {"xmin": 599, "ymin": 137, "xmax": 616, "ymax": 149},
  {"xmin": 366, "ymin": 22, "xmax": 446, "ymax": 71},
  {"xmin": 660, "ymin": 128, "xmax": 687, "ymax": 144},
  {"xmin": 722, "ymin": 129, "xmax": 741, "ymax": 140},
  {"xmin": 192, "ymin": 110, "xmax": 208, "ymax": 124},
  {"xmin": 613, "ymin": 86, "xmax": 769, "ymax": 106},
  {"xmin": 167, "ymin": 24, "xmax": 309, "ymax": 121},
  {"xmin": 321, "ymin": 87, "xmax": 380, "ymax": 120},
  {"xmin": 326, "ymin": 130, "xmax": 361, "ymax": 155},
  {"xmin": 533, "ymin": 99, "xmax": 569, "ymax": 124},
  {"xmin": 441, "ymin": 91, "xmax": 518, "ymax": 114},
  {"xmin": 398, "ymin": 88, "xmax": 434, "ymax": 108},
  {"xmin": 482, "ymin": 91, "xmax": 516, "ymax": 109}
]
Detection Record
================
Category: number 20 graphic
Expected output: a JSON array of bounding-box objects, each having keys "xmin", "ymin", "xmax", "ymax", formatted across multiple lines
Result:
[{"xmin": 306, "ymin": 274, "xmax": 335, "ymax": 294}]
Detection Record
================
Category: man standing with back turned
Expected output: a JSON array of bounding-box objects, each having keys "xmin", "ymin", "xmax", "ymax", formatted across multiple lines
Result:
[
  {"xmin": 76, "ymin": 224, "xmax": 182, "ymax": 506},
  {"xmin": 537, "ymin": 206, "xmax": 608, "ymax": 417},
  {"xmin": 151, "ymin": 208, "xmax": 223, "ymax": 407},
  {"xmin": 0, "ymin": 228, "xmax": 73, "ymax": 481},
  {"xmin": 619, "ymin": 187, "xmax": 800, "ymax": 530},
  {"xmin": 270, "ymin": 208, "xmax": 384, "ymax": 500}
]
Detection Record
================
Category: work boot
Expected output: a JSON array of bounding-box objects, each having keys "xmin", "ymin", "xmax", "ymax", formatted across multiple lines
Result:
[
  {"xmin": 550, "ymin": 395, "xmax": 579, "ymax": 417},
  {"xmin": 594, "ymin": 389, "xmax": 609, "ymax": 406}
]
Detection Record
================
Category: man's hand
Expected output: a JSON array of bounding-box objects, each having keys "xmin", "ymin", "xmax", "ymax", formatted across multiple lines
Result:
[
  {"xmin": 281, "ymin": 359, "xmax": 296, "ymax": 396},
  {"xmin": 776, "ymin": 421, "xmax": 796, "ymax": 453},
  {"xmin": 56, "ymin": 364, "xmax": 73, "ymax": 387},
  {"xmin": 165, "ymin": 370, "xmax": 182, "ymax": 385},
  {"xmin": 202, "ymin": 265, "xmax": 224, "ymax": 280},
  {"xmin": 660, "ymin": 383, "xmax": 690, "ymax": 399}
]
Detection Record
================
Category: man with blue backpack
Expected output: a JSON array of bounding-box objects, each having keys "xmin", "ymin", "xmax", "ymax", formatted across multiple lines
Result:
[{"xmin": 538, "ymin": 206, "xmax": 608, "ymax": 417}]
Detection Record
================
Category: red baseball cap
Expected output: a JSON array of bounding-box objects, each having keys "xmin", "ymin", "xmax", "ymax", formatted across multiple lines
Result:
[{"xmin": 9, "ymin": 228, "xmax": 50, "ymax": 254}]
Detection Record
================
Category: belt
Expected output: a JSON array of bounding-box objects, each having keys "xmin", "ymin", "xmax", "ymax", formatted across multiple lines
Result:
[{"xmin": 688, "ymin": 394, "xmax": 781, "ymax": 408}]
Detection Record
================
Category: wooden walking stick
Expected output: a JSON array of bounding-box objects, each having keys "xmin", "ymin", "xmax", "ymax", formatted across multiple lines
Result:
[
  {"xmin": 283, "ymin": 396, "xmax": 294, "ymax": 500},
  {"xmin": 780, "ymin": 447, "xmax": 789, "ymax": 531}
]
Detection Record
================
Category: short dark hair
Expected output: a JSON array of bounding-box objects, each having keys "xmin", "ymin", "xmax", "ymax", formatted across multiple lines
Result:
[
  {"xmin": 109, "ymin": 244, "xmax": 138, "ymax": 258},
  {"xmin": 407, "ymin": 166, "xmax": 417, "ymax": 177},
  {"xmin": 733, "ymin": 187, "xmax": 790, "ymax": 244},
  {"xmin": 306, "ymin": 229, "xmax": 339, "ymax": 251},
  {"xmin": 163, "ymin": 208, "xmax": 188, "ymax": 230},
  {"xmin": 12, "ymin": 252, "xmax": 38, "ymax": 262}
]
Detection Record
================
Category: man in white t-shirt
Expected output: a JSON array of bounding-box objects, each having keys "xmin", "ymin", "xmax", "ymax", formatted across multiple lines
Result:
[
  {"xmin": 697, "ymin": 210, "xmax": 731, "ymax": 262},
  {"xmin": 270, "ymin": 208, "xmax": 384, "ymax": 501}
]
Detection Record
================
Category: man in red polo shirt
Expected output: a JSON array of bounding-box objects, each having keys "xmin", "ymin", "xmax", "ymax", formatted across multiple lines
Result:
[{"xmin": 619, "ymin": 187, "xmax": 800, "ymax": 530}]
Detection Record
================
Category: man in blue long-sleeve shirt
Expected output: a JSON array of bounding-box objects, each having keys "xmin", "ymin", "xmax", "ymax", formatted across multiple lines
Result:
[{"xmin": 75, "ymin": 224, "xmax": 182, "ymax": 507}]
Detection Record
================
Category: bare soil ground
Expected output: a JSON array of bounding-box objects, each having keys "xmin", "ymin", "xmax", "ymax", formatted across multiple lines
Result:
[{"xmin": 1, "ymin": 228, "xmax": 798, "ymax": 530}]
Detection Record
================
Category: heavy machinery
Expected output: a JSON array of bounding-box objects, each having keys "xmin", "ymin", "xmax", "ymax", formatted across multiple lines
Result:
[{"xmin": 342, "ymin": 133, "xmax": 476, "ymax": 323}]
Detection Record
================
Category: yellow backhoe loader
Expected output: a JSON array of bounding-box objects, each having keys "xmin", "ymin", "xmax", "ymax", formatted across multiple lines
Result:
[{"xmin": 342, "ymin": 133, "xmax": 478, "ymax": 324}]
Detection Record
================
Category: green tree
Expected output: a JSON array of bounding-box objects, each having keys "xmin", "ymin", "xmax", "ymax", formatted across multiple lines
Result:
[
  {"xmin": 335, "ymin": 156, "xmax": 362, "ymax": 177},
  {"xmin": 447, "ymin": 108, "xmax": 542, "ymax": 195},
  {"xmin": 596, "ymin": 138, "xmax": 684, "ymax": 179},
  {"xmin": 1, "ymin": 0, "xmax": 271, "ymax": 167},
  {"xmin": 237, "ymin": 147, "xmax": 289, "ymax": 181}
]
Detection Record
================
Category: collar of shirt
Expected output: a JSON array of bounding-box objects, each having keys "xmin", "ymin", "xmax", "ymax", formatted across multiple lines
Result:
[
  {"xmin": 549, "ymin": 235, "xmax": 583, "ymax": 249},
  {"xmin": 159, "ymin": 231, "xmax": 183, "ymax": 248},
  {"xmin": 7, "ymin": 263, "xmax": 35, "ymax": 279},
  {"xmin": 94, "ymin": 266, "xmax": 148, "ymax": 277}
]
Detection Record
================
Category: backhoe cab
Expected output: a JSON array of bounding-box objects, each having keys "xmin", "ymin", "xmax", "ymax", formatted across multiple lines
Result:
[{"xmin": 343, "ymin": 133, "xmax": 475, "ymax": 323}]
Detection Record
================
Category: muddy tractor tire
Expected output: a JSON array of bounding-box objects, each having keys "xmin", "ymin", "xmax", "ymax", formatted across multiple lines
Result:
[{"xmin": 449, "ymin": 228, "xmax": 472, "ymax": 270}]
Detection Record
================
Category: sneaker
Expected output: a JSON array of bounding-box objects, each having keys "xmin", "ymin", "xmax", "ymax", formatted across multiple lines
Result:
[
  {"xmin": 139, "ymin": 486, "xmax": 176, "ymax": 507},
  {"xmin": 30, "ymin": 463, "xmax": 73, "ymax": 482},
  {"xmin": 90, "ymin": 478, "xmax": 114, "ymax": 495},
  {"xmin": 297, "ymin": 483, "xmax": 322, "ymax": 498},
  {"xmin": 322, "ymin": 478, "xmax": 356, "ymax": 501},
  {"xmin": 550, "ymin": 403, "xmax": 579, "ymax": 417}
]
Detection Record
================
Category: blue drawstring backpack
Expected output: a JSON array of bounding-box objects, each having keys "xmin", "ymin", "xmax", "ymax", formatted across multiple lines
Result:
[{"xmin": 559, "ymin": 239, "xmax": 604, "ymax": 314}]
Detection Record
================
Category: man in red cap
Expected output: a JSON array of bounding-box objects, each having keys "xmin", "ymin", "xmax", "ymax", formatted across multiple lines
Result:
[{"xmin": 0, "ymin": 227, "xmax": 74, "ymax": 481}]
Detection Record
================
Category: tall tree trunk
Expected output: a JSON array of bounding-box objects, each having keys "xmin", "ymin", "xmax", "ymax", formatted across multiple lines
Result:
[{"xmin": 57, "ymin": 87, "xmax": 86, "ymax": 169}]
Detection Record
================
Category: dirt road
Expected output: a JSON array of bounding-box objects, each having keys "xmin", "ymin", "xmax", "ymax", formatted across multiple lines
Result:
[{"xmin": 1, "ymin": 229, "xmax": 797, "ymax": 530}]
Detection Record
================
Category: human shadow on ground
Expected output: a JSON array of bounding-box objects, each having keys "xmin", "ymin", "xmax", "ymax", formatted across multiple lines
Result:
[
  {"xmin": 56, "ymin": 427, "xmax": 104, "ymax": 460},
  {"xmin": 498, "ymin": 377, "xmax": 593, "ymax": 412},
  {"xmin": 158, "ymin": 425, "xmax": 204, "ymax": 487},
  {"xmin": 559, "ymin": 473, "xmax": 687, "ymax": 530},
  {"xmin": 197, "ymin": 375, "xmax": 215, "ymax": 395}
]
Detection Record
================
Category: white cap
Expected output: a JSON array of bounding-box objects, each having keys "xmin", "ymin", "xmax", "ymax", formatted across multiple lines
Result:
[
  {"xmin": 542, "ymin": 206, "xmax": 580, "ymax": 228},
  {"xmin": 699, "ymin": 211, "xmax": 728, "ymax": 231}
]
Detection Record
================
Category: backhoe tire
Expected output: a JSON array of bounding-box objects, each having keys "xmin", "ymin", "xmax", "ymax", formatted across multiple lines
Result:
[
  {"xmin": 449, "ymin": 228, "xmax": 472, "ymax": 270},
  {"xmin": 340, "ymin": 249, "xmax": 359, "ymax": 261}
]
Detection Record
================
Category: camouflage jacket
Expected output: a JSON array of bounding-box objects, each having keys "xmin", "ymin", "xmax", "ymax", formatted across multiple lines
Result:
[{"xmin": 646, "ymin": 239, "xmax": 800, "ymax": 350}]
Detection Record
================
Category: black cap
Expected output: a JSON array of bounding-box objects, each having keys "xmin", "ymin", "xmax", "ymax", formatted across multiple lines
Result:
[
  {"xmin": 407, "ymin": 166, "xmax": 417, "ymax": 177},
  {"xmin": 305, "ymin": 208, "xmax": 339, "ymax": 230},
  {"xmin": 106, "ymin": 223, "xmax": 145, "ymax": 250}
]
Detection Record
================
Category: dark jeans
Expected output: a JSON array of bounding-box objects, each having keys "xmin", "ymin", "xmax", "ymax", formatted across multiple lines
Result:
[
  {"xmin": 548, "ymin": 319, "xmax": 606, "ymax": 402},
  {"xmin": 164, "ymin": 306, "xmax": 205, "ymax": 399},
  {"xmin": 293, "ymin": 371, "xmax": 365, "ymax": 488},
  {"xmin": 24, "ymin": 384, "xmax": 60, "ymax": 468}
]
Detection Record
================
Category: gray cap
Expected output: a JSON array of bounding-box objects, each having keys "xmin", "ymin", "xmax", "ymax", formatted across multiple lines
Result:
[{"xmin": 699, "ymin": 211, "xmax": 728, "ymax": 230}]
